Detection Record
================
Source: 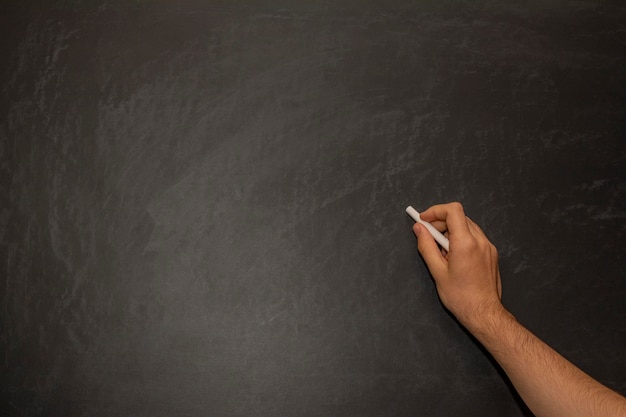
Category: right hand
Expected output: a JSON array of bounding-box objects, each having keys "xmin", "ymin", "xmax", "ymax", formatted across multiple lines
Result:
[{"xmin": 412, "ymin": 202, "xmax": 504, "ymax": 328}]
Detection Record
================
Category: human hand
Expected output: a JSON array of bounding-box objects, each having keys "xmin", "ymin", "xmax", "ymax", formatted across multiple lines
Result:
[{"xmin": 412, "ymin": 202, "xmax": 505, "ymax": 328}]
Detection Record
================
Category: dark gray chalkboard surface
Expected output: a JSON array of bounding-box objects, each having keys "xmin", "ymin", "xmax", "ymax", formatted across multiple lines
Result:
[{"xmin": 2, "ymin": 1, "xmax": 625, "ymax": 416}]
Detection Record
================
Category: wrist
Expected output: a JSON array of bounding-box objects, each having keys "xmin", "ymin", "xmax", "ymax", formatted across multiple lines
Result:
[{"xmin": 460, "ymin": 302, "xmax": 514, "ymax": 338}]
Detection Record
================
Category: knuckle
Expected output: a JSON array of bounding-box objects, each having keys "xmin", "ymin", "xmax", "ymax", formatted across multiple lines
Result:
[
  {"xmin": 449, "ymin": 201, "xmax": 464, "ymax": 212},
  {"xmin": 458, "ymin": 237, "xmax": 478, "ymax": 253},
  {"xmin": 448, "ymin": 201, "xmax": 465, "ymax": 216}
]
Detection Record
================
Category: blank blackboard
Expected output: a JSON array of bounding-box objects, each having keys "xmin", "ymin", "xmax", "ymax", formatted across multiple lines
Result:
[{"xmin": 1, "ymin": 1, "xmax": 625, "ymax": 416}]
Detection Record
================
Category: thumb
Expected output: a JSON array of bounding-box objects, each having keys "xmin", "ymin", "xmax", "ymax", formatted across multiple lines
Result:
[{"xmin": 413, "ymin": 223, "xmax": 447, "ymax": 277}]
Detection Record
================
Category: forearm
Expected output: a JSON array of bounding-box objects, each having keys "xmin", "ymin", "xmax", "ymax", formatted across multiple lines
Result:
[{"xmin": 466, "ymin": 307, "xmax": 626, "ymax": 417}]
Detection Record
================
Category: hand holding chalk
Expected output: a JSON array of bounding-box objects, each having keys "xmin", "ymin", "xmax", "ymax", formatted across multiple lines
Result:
[{"xmin": 405, "ymin": 206, "xmax": 450, "ymax": 252}]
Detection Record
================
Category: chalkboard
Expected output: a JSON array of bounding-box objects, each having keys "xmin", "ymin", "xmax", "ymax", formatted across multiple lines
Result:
[{"xmin": 1, "ymin": 1, "xmax": 625, "ymax": 416}]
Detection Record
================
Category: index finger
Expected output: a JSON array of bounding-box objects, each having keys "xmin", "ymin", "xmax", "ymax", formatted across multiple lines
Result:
[{"xmin": 419, "ymin": 202, "xmax": 472, "ymax": 239}]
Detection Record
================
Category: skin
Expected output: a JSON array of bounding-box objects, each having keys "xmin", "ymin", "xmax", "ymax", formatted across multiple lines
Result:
[{"xmin": 413, "ymin": 202, "xmax": 626, "ymax": 417}]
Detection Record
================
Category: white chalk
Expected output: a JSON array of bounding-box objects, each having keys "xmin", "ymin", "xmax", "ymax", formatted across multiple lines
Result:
[{"xmin": 405, "ymin": 206, "xmax": 450, "ymax": 252}]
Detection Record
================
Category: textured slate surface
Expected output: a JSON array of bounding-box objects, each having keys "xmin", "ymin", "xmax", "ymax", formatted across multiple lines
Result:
[{"xmin": 1, "ymin": 1, "xmax": 625, "ymax": 416}]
